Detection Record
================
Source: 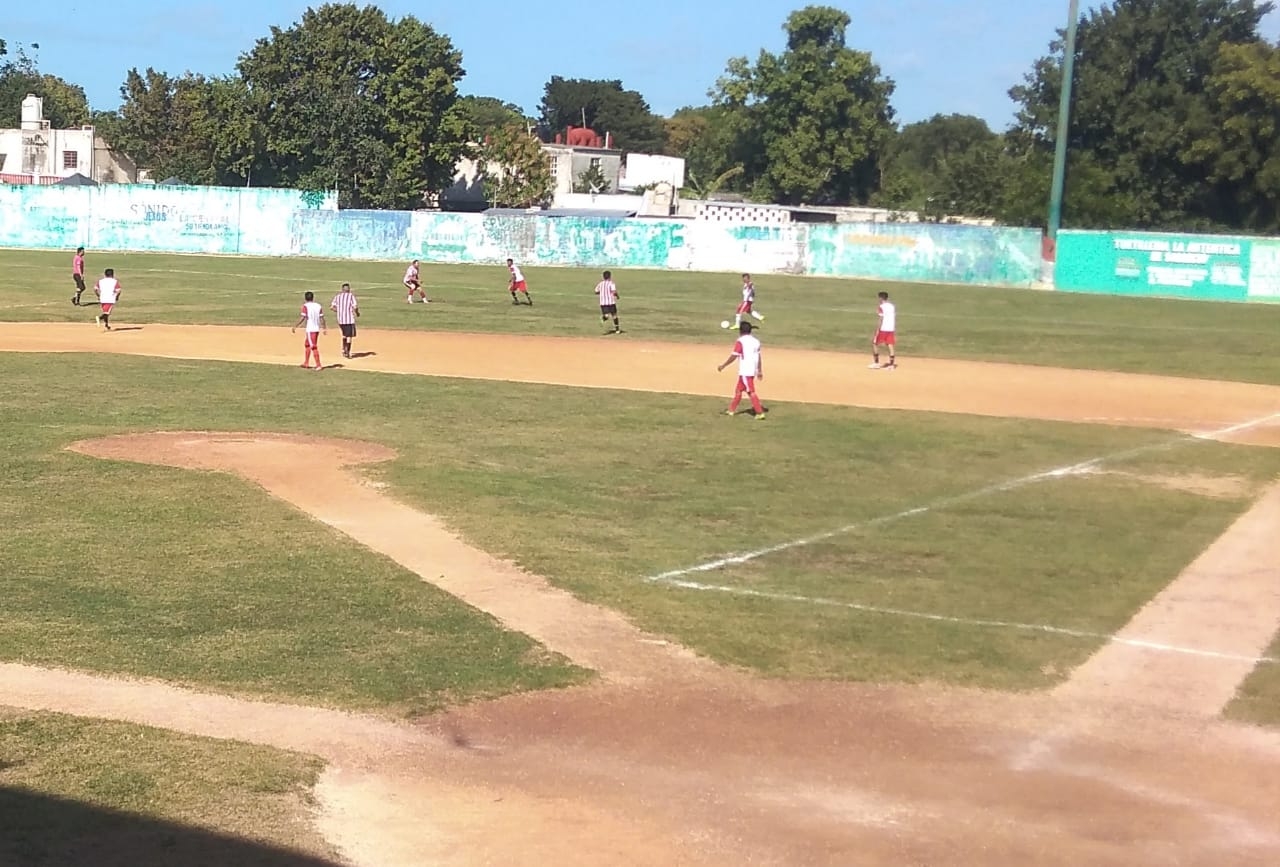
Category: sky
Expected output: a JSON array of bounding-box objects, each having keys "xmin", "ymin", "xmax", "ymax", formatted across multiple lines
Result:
[{"xmin": 5, "ymin": 0, "xmax": 1279, "ymax": 131}]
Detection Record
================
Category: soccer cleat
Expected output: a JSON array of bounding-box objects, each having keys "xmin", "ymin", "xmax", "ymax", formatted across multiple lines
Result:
[
  {"xmin": 885, "ymin": 362, "xmax": 897, "ymax": 370},
  {"xmin": 755, "ymin": 413, "xmax": 768, "ymax": 421},
  {"xmin": 867, "ymin": 362, "xmax": 881, "ymax": 369},
  {"xmin": 724, "ymin": 409, "xmax": 736, "ymax": 416}
]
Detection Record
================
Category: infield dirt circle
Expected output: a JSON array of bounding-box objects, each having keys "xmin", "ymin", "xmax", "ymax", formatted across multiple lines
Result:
[{"xmin": 4, "ymin": 322, "xmax": 1280, "ymax": 866}]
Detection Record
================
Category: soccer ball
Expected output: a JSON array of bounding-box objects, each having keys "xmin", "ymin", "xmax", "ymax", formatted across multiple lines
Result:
[{"xmin": 720, "ymin": 320, "xmax": 731, "ymax": 329}]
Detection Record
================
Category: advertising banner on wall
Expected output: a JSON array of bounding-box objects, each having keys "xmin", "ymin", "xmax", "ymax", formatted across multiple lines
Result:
[{"xmin": 1056, "ymin": 230, "xmax": 1280, "ymax": 302}]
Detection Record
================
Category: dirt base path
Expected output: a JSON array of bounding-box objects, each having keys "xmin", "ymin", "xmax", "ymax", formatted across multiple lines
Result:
[
  {"xmin": 6, "ymin": 322, "xmax": 1280, "ymax": 444},
  {"xmin": 5, "ymin": 323, "xmax": 1280, "ymax": 865},
  {"xmin": 69, "ymin": 431, "xmax": 708, "ymax": 684},
  {"xmin": 1056, "ymin": 481, "xmax": 1280, "ymax": 718}
]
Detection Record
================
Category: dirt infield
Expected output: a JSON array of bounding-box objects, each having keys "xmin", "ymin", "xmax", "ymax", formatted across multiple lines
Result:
[{"xmin": 4, "ymin": 323, "xmax": 1280, "ymax": 865}]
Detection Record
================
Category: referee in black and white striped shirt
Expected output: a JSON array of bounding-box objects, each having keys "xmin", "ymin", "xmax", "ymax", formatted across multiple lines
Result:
[
  {"xmin": 595, "ymin": 270, "xmax": 620, "ymax": 334},
  {"xmin": 330, "ymin": 283, "xmax": 360, "ymax": 358}
]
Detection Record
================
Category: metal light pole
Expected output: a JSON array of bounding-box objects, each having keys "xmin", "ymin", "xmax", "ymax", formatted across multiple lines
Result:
[{"xmin": 1046, "ymin": 0, "xmax": 1081, "ymax": 244}]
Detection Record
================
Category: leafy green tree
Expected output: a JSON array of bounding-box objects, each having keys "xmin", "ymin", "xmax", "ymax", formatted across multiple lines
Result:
[
  {"xmin": 876, "ymin": 114, "xmax": 1003, "ymax": 217},
  {"xmin": 108, "ymin": 68, "xmax": 259, "ymax": 185},
  {"xmin": 458, "ymin": 95, "xmax": 531, "ymax": 139},
  {"xmin": 664, "ymin": 105, "xmax": 744, "ymax": 195},
  {"xmin": 479, "ymin": 124, "xmax": 553, "ymax": 208},
  {"xmin": 712, "ymin": 6, "xmax": 896, "ymax": 205},
  {"xmin": 1010, "ymin": 0, "xmax": 1274, "ymax": 229},
  {"xmin": 538, "ymin": 77, "xmax": 666, "ymax": 153},
  {"xmin": 1197, "ymin": 40, "xmax": 1280, "ymax": 230},
  {"xmin": 237, "ymin": 2, "xmax": 469, "ymax": 208},
  {"xmin": 0, "ymin": 41, "xmax": 90, "ymax": 130}
]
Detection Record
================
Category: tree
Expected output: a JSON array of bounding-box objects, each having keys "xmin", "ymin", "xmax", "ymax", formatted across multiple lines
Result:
[
  {"xmin": 712, "ymin": 6, "xmax": 896, "ymax": 205},
  {"xmin": 664, "ymin": 105, "xmax": 743, "ymax": 195},
  {"xmin": 876, "ymin": 114, "xmax": 1003, "ymax": 217},
  {"xmin": 538, "ymin": 77, "xmax": 666, "ymax": 153},
  {"xmin": 458, "ymin": 95, "xmax": 531, "ymax": 138},
  {"xmin": 0, "ymin": 41, "xmax": 90, "ymax": 130},
  {"xmin": 479, "ymin": 124, "xmax": 553, "ymax": 208},
  {"xmin": 108, "ymin": 69, "xmax": 255, "ymax": 185},
  {"xmin": 237, "ymin": 3, "xmax": 469, "ymax": 208},
  {"xmin": 1197, "ymin": 40, "xmax": 1280, "ymax": 230},
  {"xmin": 1010, "ymin": 0, "xmax": 1275, "ymax": 230},
  {"xmin": 573, "ymin": 163, "xmax": 611, "ymax": 194}
]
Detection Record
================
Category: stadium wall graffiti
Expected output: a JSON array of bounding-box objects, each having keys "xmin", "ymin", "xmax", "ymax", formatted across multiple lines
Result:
[{"xmin": 0, "ymin": 184, "xmax": 1045, "ymax": 287}]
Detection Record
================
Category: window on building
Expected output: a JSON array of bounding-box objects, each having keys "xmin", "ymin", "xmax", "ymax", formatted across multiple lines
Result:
[
  {"xmin": 589, "ymin": 157, "xmax": 601, "ymax": 169},
  {"xmin": 547, "ymin": 155, "xmax": 560, "ymax": 175},
  {"xmin": 62, "ymin": 151, "xmax": 78, "ymax": 170}
]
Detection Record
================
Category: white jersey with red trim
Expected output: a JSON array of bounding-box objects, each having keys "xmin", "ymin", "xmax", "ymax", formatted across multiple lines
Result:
[
  {"xmin": 95, "ymin": 277, "xmax": 120, "ymax": 304},
  {"xmin": 878, "ymin": 300, "xmax": 896, "ymax": 332},
  {"xmin": 732, "ymin": 334, "xmax": 762, "ymax": 378},
  {"xmin": 301, "ymin": 301, "xmax": 324, "ymax": 333}
]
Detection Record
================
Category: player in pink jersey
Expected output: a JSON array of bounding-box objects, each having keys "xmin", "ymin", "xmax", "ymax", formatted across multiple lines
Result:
[
  {"xmin": 507, "ymin": 259, "xmax": 532, "ymax": 305},
  {"xmin": 717, "ymin": 321, "xmax": 766, "ymax": 419},
  {"xmin": 291, "ymin": 291, "xmax": 327, "ymax": 370},
  {"xmin": 71, "ymin": 247, "xmax": 87, "ymax": 305}
]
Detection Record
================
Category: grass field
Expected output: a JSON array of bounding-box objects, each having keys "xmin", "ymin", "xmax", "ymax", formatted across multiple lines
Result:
[
  {"xmin": 4, "ymin": 352, "xmax": 1278, "ymax": 698},
  {"xmin": 5, "ymin": 249, "xmax": 1280, "ymax": 384},
  {"xmin": 0, "ymin": 709, "xmax": 333, "ymax": 865},
  {"xmin": 3, "ymin": 248, "xmax": 1280, "ymax": 848}
]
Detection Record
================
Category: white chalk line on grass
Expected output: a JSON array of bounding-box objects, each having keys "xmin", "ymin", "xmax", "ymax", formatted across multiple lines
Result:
[{"xmin": 644, "ymin": 411, "xmax": 1280, "ymax": 662}]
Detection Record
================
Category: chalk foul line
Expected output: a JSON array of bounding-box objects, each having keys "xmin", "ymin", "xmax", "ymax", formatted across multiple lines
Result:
[{"xmin": 643, "ymin": 412, "xmax": 1280, "ymax": 664}]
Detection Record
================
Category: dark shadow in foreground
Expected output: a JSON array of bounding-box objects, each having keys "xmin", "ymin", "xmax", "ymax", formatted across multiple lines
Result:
[{"xmin": 0, "ymin": 786, "xmax": 343, "ymax": 867}]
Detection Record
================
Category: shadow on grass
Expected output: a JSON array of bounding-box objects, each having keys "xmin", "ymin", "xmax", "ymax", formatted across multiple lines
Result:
[{"xmin": 0, "ymin": 786, "xmax": 342, "ymax": 866}]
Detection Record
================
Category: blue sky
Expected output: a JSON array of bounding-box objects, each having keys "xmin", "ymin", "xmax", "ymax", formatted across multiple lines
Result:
[{"xmin": 6, "ymin": 1, "xmax": 1279, "ymax": 130}]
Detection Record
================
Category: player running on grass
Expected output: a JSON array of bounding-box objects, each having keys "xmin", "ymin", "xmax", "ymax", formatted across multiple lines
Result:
[
  {"xmin": 717, "ymin": 321, "xmax": 766, "ymax": 419},
  {"xmin": 734, "ymin": 273, "xmax": 764, "ymax": 327},
  {"xmin": 404, "ymin": 259, "xmax": 429, "ymax": 303},
  {"xmin": 292, "ymin": 291, "xmax": 327, "ymax": 370},
  {"xmin": 594, "ymin": 270, "xmax": 621, "ymax": 333},
  {"xmin": 508, "ymin": 259, "xmax": 532, "ymax": 305}
]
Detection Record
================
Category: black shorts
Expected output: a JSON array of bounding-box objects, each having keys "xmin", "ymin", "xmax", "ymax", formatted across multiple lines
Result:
[
  {"xmin": 340, "ymin": 323, "xmax": 357, "ymax": 338},
  {"xmin": 600, "ymin": 304, "xmax": 617, "ymax": 316},
  {"xmin": 73, "ymin": 274, "xmax": 86, "ymax": 290}
]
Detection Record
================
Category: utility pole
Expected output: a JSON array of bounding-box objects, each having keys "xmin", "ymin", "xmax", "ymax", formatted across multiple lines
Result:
[{"xmin": 1046, "ymin": 0, "xmax": 1081, "ymax": 245}]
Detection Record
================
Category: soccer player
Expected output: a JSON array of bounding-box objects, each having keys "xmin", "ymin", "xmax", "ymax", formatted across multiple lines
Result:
[
  {"xmin": 330, "ymin": 282, "xmax": 360, "ymax": 358},
  {"xmin": 870, "ymin": 290, "xmax": 897, "ymax": 370},
  {"xmin": 292, "ymin": 290, "xmax": 327, "ymax": 370},
  {"xmin": 93, "ymin": 268, "xmax": 121, "ymax": 331},
  {"xmin": 404, "ymin": 259, "xmax": 428, "ymax": 303},
  {"xmin": 717, "ymin": 321, "xmax": 766, "ymax": 419},
  {"xmin": 594, "ymin": 270, "xmax": 620, "ymax": 333},
  {"xmin": 734, "ymin": 273, "xmax": 764, "ymax": 326},
  {"xmin": 507, "ymin": 258, "xmax": 532, "ymax": 305},
  {"xmin": 71, "ymin": 247, "xmax": 86, "ymax": 306}
]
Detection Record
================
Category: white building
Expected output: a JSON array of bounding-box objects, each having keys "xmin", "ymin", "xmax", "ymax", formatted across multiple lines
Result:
[{"xmin": 0, "ymin": 94, "xmax": 135, "ymax": 185}]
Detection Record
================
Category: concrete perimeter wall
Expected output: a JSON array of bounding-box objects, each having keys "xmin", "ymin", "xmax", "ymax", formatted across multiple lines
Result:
[
  {"xmin": 0, "ymin": 184, "xmax": 1044, "ymax": 287},
  {"xmin": 1056, "ymin": 229, "xmax": 1280, "ymax": 302}
]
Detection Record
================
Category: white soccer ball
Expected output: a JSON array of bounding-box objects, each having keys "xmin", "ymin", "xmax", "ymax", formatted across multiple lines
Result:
[{"xmin": 720, "ymin": 320, "xmax": 731, "ymax": 329}]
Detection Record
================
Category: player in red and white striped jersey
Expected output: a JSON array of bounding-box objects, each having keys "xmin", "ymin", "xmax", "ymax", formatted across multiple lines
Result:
[
  {"xmin": 330, "ymin": 283, "xmax": 360, "ymax": 358},
  {"xmin": 594, "ymin": 270, "xmax": 621, "ymax": 334}
]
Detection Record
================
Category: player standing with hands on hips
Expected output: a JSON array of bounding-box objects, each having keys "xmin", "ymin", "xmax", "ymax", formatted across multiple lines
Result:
[
  {"xmin": 292, "ymin": 291, "xmax": 327, "ymax": 370},
  {"xmin": 870, "ymin": 291, "xmax": 897, "ymax": 369},
  {"xmin": 717, "ymin": 321, "xmax": 767, "ymax": 420}
]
